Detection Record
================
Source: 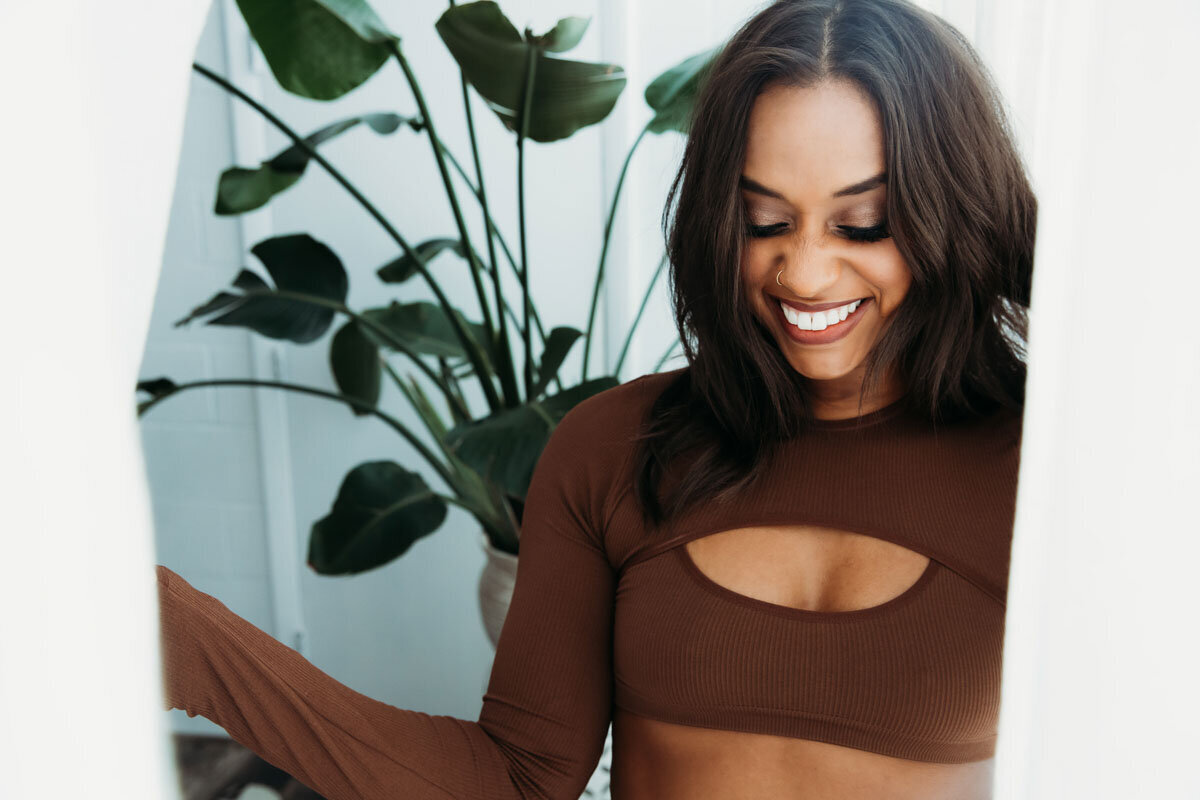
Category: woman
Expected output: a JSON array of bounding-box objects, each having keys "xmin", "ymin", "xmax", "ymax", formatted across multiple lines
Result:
[{"xmin": 155, "ymin": 0, "xmax": 1033, "ymax": 798}]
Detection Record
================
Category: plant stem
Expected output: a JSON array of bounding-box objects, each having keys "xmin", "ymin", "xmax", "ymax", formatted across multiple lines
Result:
[
  {"xmin": 517, "ymin": 41, "xmax": 539, "ymax": 398},
  {"xmin": 448, "ymin": 13, "xmax": 519, "ymax": 407},
  {"xmin": 654, "ymin": 338, "xmax": 683, "ymax": 372},
  {"xmin": 385, "ymin": 359, "xmax": 452, "ymax": 443},
  {"xmin": 437, "ymin": 140, "xmax": 566, "ymax": 394},
  {"xmin": 387, "ymin": 45, "xmax": 507, "ymax": 410},
  {"xmin": 439, "ymin": 146, "xmax": 530, "ymax": 323},
  {"xmin": 381, "ymin": 359, "xmax": 509, "ymax": 536},
  {"xmin": 582, "ymin": 121, "xmax": 651, "ymax": 382},
  {"xmin": 434, "ymin": 356, "xmax": 470, "ymax": 426},
  {"xmin": 138, "ymin": 378, "xmax": 456, "ymax": 488},
  {"xmin": 192, "ymin": 61, "xmax": 501, "ymax": 413},
  {"xmin": 615, "ymin": 250, "xmax": 669, "ymax": 377}
]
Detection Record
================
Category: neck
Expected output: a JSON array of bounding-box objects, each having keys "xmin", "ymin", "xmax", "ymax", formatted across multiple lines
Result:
[{"xmin": 806, "ymin": 369, "xmax": 907, "ymax": 421}]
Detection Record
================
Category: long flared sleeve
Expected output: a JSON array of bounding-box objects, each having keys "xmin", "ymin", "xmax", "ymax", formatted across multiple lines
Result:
[{"xmin": 156, "ymin": 388, "xmax": 627, "ymax": 800}]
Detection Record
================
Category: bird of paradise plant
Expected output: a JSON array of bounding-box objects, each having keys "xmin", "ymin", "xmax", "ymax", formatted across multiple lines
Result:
[{"xmin": 136, "ymin": 0, "xmax": 714, "ymax": 575}]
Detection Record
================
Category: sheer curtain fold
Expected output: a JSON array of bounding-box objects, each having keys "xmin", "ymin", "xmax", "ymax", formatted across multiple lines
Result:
[
  {"xmin": 0, "ymin": 2, "xmax": 211, "ymax": 798},
  {"xmin": 994, "ymin": 1, "xmax": 1200, "ymax": 798}
]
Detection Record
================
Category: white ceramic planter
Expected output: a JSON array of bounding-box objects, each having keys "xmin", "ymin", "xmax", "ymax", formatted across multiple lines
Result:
[
  {"xmin": 477, "ymin": 530, "xmax": 519, "ymax": 648},
  {"xmin": 476, "ymin": 530, "xmax": 614, "ymax": 799}
]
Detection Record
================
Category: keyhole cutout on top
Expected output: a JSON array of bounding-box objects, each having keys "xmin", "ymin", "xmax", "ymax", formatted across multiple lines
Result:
[{"xmin": 682, "ymin": 525, "xmax": 933, "ymax": 613}]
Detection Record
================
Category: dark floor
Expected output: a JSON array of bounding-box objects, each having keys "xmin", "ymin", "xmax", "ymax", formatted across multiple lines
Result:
[{"xmin": 170, "ymin": 734, "xmax": 327, "ymax": 800}]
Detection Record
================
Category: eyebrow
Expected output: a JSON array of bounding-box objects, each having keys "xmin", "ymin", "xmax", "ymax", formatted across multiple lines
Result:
[{"xmin": 739, "ymin": 171, "xmax": 887, "ymax": 199}]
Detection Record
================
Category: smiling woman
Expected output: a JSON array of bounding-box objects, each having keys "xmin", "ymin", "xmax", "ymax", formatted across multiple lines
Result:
[
  {"xmin": 641, "ymin": 0, "xmax": 1035, "ymax": 524},
  {"xmin": 623, "ymin": 0, "xmax": 1034, "ymax": 796},
  {"xmin": 153, "ymin": 1, "xmax": 1034, "ymax": 799},
  {"xmin": 738, "ymin": 79, "xmax": 913, "ymax": 401}
]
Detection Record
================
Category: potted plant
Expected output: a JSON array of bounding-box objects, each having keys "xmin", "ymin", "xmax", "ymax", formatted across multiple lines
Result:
[{"xmin": 137, "ymin": 0, "xmax": 712, "ymax": 640}]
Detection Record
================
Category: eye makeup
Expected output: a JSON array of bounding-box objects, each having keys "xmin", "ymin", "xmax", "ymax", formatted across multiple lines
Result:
[
  {"xmin": 746, "ymin": 220, "xmax": 891, "ymax": 243},
  {"xmin": 741, "ymin": 189, "xmax": 890, "ymax": 243}
]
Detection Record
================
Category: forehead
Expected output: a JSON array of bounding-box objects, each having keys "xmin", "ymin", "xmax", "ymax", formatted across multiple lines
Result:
[{"xmin": 742, "ymin": 79, "xmax": 885, "ymax": 198}]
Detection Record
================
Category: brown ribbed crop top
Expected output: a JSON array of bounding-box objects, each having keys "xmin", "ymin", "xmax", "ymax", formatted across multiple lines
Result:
[{"xmin": 154, "ymin": 366, "xmax": 1023, "ymax": 800}]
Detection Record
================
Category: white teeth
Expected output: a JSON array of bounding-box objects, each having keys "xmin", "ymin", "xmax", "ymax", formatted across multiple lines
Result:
[{"xmin": 778, "ymin": 298, "xmax": 862, "ymax": 331}]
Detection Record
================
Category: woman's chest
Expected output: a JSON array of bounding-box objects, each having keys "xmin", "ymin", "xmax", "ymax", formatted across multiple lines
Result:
[{"xmin": 610, "ymin": 522, "xmax": 1008, "ymax": 763}]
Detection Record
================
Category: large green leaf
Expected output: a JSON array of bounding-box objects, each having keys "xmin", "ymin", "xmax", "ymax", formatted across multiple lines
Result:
[
  {"xmin": 216, "ymin": 113, "xmax": 413, "ymax": 215},
  {"xmin": 644, "ymin": 47, "xmax": 719, "ymax": 135},
  {"xmin": 530, "ymin": 326, "xmax": 581, "ymax": 399},
  {"xmin": 443, "ymin": 376, "xmax": 618, "ymax": 499},
  {"xmin": 174, "ymin": 233, "xmax": 348, "ymax": 344},
  {"xmin": 235, "ymin": 0, "xmax": 398, "ymax": 100},
  {"xmin": 436, "ymin": 2, "xmax": 626, "ymax": 142},
  {"xmin": 308, "ymin": 461, "xmax": 448, "ymax": 575},
  {"xmin": 329, "ymin": 320, "xmax": 381, "ymax": 417},
  {"xmin": 359, "ymin": 301, "xmax": 493, "ymax": 371}
]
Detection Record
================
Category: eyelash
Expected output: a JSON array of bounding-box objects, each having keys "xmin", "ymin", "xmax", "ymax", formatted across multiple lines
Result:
[{"xmin": 746, "ymin": 222, "xmax": 891, "ymax": 243}]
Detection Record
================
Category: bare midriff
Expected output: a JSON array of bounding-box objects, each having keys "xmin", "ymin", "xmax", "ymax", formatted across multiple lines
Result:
[{"xmin": 609, "ymin": 708, "xmax": 995, "ymax": 800}]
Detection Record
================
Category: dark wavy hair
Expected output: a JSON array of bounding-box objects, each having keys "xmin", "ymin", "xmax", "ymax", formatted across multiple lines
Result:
[{"xmin": 632, "ymin": 0, "xmax": 1037, "ymax": 528}]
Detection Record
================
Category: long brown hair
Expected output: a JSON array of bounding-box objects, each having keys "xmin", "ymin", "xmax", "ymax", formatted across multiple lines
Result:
[{"xmin": 632, "ymin": 0, "xmax": 1037, "ymax": 528}]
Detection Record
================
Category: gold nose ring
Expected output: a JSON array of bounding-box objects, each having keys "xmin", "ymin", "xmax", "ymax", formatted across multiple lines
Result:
[{"xmin": 776, "ymin": 268, "xmax": 784, "ymax": 285}]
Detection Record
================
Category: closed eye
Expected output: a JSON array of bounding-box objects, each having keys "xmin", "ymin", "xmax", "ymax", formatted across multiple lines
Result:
[
  {"xmin": 747, "ymin": 223, "xmax": 788, "ymax": 238},
  {"xmin": 839, "ymin": 222, "xmax": 890, "ymax": 243},
  {"xmin": 746, "ymin": 222, "xmax": 891, "ymax": 243}
]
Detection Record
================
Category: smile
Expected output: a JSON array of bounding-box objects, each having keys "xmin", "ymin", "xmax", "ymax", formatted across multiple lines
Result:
[
  {"xmin": 773, "ymin": 296, "xmax": 871, "ymax": 345},
  {"xmin": 778, "ymin": 298, "xmax": 863, "ymax": 330}
]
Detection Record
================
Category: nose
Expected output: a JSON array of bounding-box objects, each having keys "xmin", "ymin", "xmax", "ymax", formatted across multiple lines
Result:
[{"xmin": 775, "ymin": 234, "xmax": 841, "ymax": 300}]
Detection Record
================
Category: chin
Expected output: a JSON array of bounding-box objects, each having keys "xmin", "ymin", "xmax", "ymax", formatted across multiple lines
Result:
[{"xmin": 782, "ymin": 352, "xmax": 864, "ymax": 383}]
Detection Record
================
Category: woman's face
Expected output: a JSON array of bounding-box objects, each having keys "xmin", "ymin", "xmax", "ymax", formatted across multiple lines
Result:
[{"xmin": 739, "ymin": 78, "xmax": 911, "ymax": 390}]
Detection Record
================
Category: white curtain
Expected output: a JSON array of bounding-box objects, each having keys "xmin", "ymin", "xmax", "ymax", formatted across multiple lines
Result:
[
  {"xmin": 1, "ymin": 1, "xmax": 1197, "ymax": 798},
  {"xmin": 0, "ymin": 2, "xmax": 210, "ymax": 797},
  {"xmin": 992, "ymin": 1, "xmax": 1200, "ymax": 797}
]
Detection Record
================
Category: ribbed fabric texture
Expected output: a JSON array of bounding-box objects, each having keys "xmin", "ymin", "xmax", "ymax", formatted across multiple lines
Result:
[{"xmin": 155, "ymin": 367, "xmax": 1022, "ymax": 799}]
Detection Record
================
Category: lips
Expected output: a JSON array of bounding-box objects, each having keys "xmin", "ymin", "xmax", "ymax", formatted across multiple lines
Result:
[
  {"xmin": 774, "ymin": 295, "xmax": 869, "ymax": 312},
  {"xmin": 772, "ymin": 295, "xmax": 871, "ymax": 345}
]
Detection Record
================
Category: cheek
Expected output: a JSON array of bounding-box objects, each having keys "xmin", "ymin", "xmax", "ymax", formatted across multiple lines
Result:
[
  {"xmin": 740, "ymin": 248, "xmax": 771, "ymax": 284},
  {"xmin": 739, "ymin": 251, "xmax": 771, "ymax": 307},
  {"xmin": 867, "ymin": 251, "xmax": 912, "ymax": 317}
]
